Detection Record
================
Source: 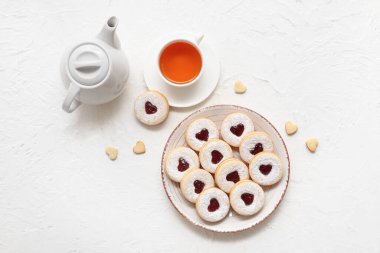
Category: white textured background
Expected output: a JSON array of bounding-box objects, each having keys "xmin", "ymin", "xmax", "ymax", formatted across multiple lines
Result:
[{"xmin": 1, "ymin": 0, "xmax": 380, "ymax": 252}]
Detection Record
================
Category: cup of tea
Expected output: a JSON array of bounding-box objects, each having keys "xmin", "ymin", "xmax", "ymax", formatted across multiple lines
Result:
[{"xmin": 157, "ymin": 34, "xmax": 204, "ymax": 87}]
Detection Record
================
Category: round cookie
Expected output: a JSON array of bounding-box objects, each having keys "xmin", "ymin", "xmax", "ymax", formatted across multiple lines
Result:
[
  {"xmin": 165, "ymin": 147, "xmax": 199, "ymax": 182},
  {"xmin": 134, "ymin": 90, "xmax": 169, "ymax": 125},
  {"xmin": 221, "ymin": 113, "xmax": 254, "ymax": 147},
  {"xmin": 199, "ymin": 139, "xmax": 233, "ymax": 174},
  {"xmin": 195, "ymin": 187, "xmax": 230, "ymax": 222},
  {"xmin": 249, "ymin": 152, "xmax": 283, "ymax": 186},
  {"xmin": 230, "ymin": 180, "xmax": 265, "ymax": 216},
  {"xmin": 214, "ymin": 158, "xmax": 249, "ymax": 193},
  {"xmin": 239, "ymin": 131, "xmax": 273, "ymax": 163},
  {"xmin": 180, "ymin": 169, "xmax": 215, "ymax": 203},
  {"xmin": 185, "ymin": 118, "xmax": 219, "ymax": 151}
]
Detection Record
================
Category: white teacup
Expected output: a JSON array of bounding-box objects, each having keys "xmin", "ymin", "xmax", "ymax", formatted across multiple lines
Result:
[{"xmin": 157, "ymin": 34, "xmax": 204, "ymax": 88}]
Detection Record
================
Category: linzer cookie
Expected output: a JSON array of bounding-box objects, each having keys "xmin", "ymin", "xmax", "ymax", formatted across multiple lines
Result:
[
  {"xmin": 180, "ymin": 169, "xmax": 215, "ymax": 203},
  {"xmin": 199, "ymin": 139, "xmax": 233, "ymax": 174},
  {"xmin": 185, "ymin": 118, "xmax": 219, "ymax": 151},
  {"xmin": 221, "ymin": 113, "xmax": 254, "ymax": 147},
  {"xmin": 165, "ymin": 147, "xmax": 199, "ymax": 182},
  {"xmin": 249, "ymin": 152, "xmax": 283, "ymax": 186},
  {"xmin": 239, "ymin": 131, "xmax": 273, "ymax": 163},
  {"xmin": 214, "ymin": 158, "xmax": 249, "ymax": 193},
  {"xmin": 195, "ymin": 187, "xmax": 230, "ymax": 222},
  {"xmin": 230, "ymin": 180, "xmax": 265, "ymax": 216},
  {"xmin": 134, "ymin": 90, "xmax": 169, "ymax": 125}
]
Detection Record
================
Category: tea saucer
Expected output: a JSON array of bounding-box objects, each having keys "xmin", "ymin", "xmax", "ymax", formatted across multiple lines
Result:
[{"xmin": 143, "ymin": 32, "xmax": 220, "ymax": 108}]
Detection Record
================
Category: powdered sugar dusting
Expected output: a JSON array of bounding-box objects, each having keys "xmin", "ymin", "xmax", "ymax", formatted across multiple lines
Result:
[
  {"xmin": 230, "ymin": 180, "xmax": 265, "ymax": 216},
  {"xmin": 185, "ymin": 118, "xmax": 219, "ymax": 151},
  {"xmin": 134, "ymin": 91, "xmax": 168, "ymax": 125},
  {"xmin": 196, "ymin": 188, "xmax": 230, "ymax": 222},
  {"xmin": 180, "ymin": 169, "xmax": 214, "ymax": 203},
  {"xmin": 199, "ymin": 139, "xmax": 233, "ymax": 173},
  {"xmin": 239, "ymin": 132, "xmax": 273, "ymax": 163},
  {"xmin": 249, "ymin": 153, "xmax": 282, "ymax": 186},
  {"xmin": 215, "ymin": 159, "xmax": 249, "ymax": 193},
  {"xmin": 221, "ymin": 113, "xmax": 254, "ymax": 147},
  {"xmin": 165, "ymin": 147, "xmax": 199, "ymax": 182}
]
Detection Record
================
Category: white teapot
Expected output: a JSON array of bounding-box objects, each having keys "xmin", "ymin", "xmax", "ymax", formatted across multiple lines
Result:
[{"xmin": 61, "ymin": 17, "xmax": 129, "ymax": 113}]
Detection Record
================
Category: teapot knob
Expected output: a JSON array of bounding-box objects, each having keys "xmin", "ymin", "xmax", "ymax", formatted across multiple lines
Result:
[{"xmin": 68, "ymin": 44, "xmax": 109, "ymax": 86}]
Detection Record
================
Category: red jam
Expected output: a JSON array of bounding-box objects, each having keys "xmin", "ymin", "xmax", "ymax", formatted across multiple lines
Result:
[
  {"xmin": 145, "ymin": 101, "xmax": 157, "ymax": 114},
  {"xmin": 241, "ymin": 193, "xmax": 254, "ymax": 205},
  {"xmin": 211, "ymin": 150, "xmax": 223, "ymax": 164},
  {"xmin": 195, "ymin": 128, "xmax": 209, "ymax": 141},
  {"xmin": 193, "ymin": 180, "xmax": 205, "ymax": 194},
  {"xmin": 259, "ymin": 164, "xmax": 272, "ymax": 175},
  {"xmin": 177, "ymin": 158, "xmax": 189, "ymax": 172},
  {"xmin": 226, "ymin": 171, "xmax": 240, "ymax": 183},
  {"xmin": 249, "ymin": 143, "xmax": 263, "ymax": 155},
  {"xmin": 208, "ymin": 198, "xmax": 220, "ymax": 212},
  {"xmin": 230, "ymin": 123, "xmax": 245, "ymax": 137}
]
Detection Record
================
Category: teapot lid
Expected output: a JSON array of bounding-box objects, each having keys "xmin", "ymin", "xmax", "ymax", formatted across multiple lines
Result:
[{"xmin": 68, "ymin": 43, "xmax": 109, "ymax": 86}]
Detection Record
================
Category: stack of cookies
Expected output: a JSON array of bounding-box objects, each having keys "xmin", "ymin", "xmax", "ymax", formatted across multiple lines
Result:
[{"xmin": 165, "ymin": 113, "xmax": 283, "ymax": 223}]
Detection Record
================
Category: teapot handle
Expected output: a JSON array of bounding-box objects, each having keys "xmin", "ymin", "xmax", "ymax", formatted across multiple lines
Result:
[{"xmin": 62, "ymin": 83, "xmax": 81, "ymax": 113}]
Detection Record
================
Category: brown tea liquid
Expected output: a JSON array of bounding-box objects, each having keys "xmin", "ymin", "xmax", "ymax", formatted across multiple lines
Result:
[{"xmin": 159, "ymin": 42, "xmax": 202, "ymax": 84}]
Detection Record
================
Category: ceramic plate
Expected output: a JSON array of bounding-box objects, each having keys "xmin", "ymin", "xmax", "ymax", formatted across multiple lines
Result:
[
  {"xmin": 144, "ymin": 32, "xmax": 220, "ymax": 108},
  {"xmin": 161, "ymin": 105, "xmax": 290, "ymax": 233}
]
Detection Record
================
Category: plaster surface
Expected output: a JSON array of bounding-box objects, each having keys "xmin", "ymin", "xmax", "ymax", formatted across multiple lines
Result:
[{"xmin": 1, "ymin": 0, "xmax": 380, "ymax": 252}]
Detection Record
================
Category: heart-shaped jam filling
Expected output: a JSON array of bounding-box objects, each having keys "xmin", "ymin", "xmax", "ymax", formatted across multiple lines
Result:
[
  {"xmin": 177, "ymin": 157, "xmax": 189, "ymax": 172},
  {"xmin": 208, "ymin": 198, "xmax": 220, "ymax": 212},
  {"xmin": 249, "ymin": 143, "xmax": 263, "ymax": 155},
  {"xmin": 259, "ymin": 164, "xmax": 272, "ymax": 175},
  {"xmin": 230, "ymin": 123, "xmax": 245, "ymax": 137},
  {"xmin": 241, "ymin": 193, "xmax": 254, "ymax": 205},
  {"xmin": 211, "ymin": 150, "xmax": 223, "ymax": 164},
  {"xmin": 226, "ymin": 170, "xmax": 240, "ymax": 183},
  {"xmin": 195, "ymin": 128, "xmax": 209, "ymax": 141},
  {"xmin": 193, "ymin": 180, "xmax": 205, "ymax": 194},
  {"xmin": 145, "ymin": 101, "xmax": 157, "ymax": 114}
]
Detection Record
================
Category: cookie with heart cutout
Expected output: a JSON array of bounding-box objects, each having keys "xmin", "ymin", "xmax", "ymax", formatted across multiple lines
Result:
[
  {"xmin": 199, "ymin": 139, "xmax": 233, "ymax": 174},
  {"xmin": 230, "ymin": 180, "xmax": 265, "ymax": 216},
  {"xmin": 239, "ymin": 131, "xmax": 273, "ymax": 163},
  {"xmin": 214, "ymin": 158, "xmax": 249, "ymax": 193},
  {"xmin": 195, "ymin": 187, "xmax": 230, "ymax": 222},
  {"xmin": 249, "ymin": 152, "xmax": 283, "ymax": 186},
  {"xmin": 165, "ymin": 147, "xmax": 200, "ymax": 182},
  {"xmin": 185, "ymin": 118, "xmax": 219, "ymax": 151},
  {"xmin": 221, "ymin": 113, "xmax": 254, "ymax": 147},
  {"xmin": 180, "ymin": 168, "xmax": 215, "ymax": 203},
  {"xmin": 134, "ymin": 90, "xmax": 169, "ymax": 126}
]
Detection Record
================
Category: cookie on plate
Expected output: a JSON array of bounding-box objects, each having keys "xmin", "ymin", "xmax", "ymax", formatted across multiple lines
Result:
[
  {"xmin": 249, "ymin": 152, "xmax": 282, "ymax": 186},
  {"xmin": 214, "ymin": 158, "xmax": 249, "ymax": 193},
  {"xmin": 221, "ymin": 113, "xmax": 254, "ymax": 147},
  {"xmin": 180, "ymin": 169, "xmax": 215, "ymax": 203},
  {"xmin": 230, "ymin": 180, "xmax": 265, "ymax": 216},
  {"xmin": 185, "ymin": 118, "xmax": 219, "ymax": 151},
  {"xmin": 199, "ymin": 139, "xmax": 233, "ymax": 174},
  {"xmin": 195, "ymin": 187, "xmax": 230, "ymax": 222},
  {"xmin": 165, "ymin": 147, "xmax": 199, "ymax": 182},
  {"xmin": 239, "ymin": 131, "xmax": 273, "ymax": 163},
  {"xmin": 134, "ymin": 90, "xmax": 169, "ymax": 125}
]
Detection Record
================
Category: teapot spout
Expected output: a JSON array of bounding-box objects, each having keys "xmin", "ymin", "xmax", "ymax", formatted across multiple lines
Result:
[{"xmin": 97, "ymin": 16, "xmax": 120, "ymax": 49}]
